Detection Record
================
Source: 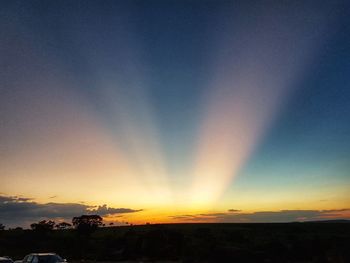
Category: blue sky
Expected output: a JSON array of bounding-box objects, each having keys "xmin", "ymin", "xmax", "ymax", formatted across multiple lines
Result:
[{"xmin": 1, "ymin": 0, "xmax": 350, "ymax": 226}]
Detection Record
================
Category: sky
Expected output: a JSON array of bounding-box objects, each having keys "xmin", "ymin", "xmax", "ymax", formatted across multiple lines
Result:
[{"xmin": 1, "ymin": 0, "xmax": 350, "ymax": 228}]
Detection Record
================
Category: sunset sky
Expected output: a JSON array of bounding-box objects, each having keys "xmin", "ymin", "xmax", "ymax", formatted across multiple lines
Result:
[{"xmin": 1, "ymin": 0, "xmax": 350, "ymax": 227}]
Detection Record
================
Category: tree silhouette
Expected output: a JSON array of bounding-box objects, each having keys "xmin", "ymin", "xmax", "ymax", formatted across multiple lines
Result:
[
  {"xmin": 72, "ymin": 215, "xmax": 103, "ymax": 235},
  {"xmin": 55, "ymin": 222, "xmax": 72, "ymax": 230},
  {"xmin": 0, "ymin": 223, "xmax": 5, "ymax": 230},
  {"xmin": 30, "ymin": 220, "xmax": 55, "ymax": 233}
]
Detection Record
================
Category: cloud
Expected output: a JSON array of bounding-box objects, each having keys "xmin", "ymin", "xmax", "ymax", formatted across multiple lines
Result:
[
  {"xmin": 170, "ymin": 215, "xmax": 198, "ymax": 220},
  {"xmin": 0, "ymin": 195, "xmax": 33, "ymax": 203},
  {"xmin": 170, "ymin": 209, "xmax": 350, "ymax": 223},
  {"xmin": 0, "ymin": 196, "xmax": 15, "ymax": 203},
  {"xmin": 89, "ymin": 204, "xmax": 142, "ymax": 215},
  {"xmin": 228, "ymin": 209, "xmax": 241, "ymax": 212},
  {"xmin": 0, "ymin": 195, "xmax": 142, "ymax": 228}
]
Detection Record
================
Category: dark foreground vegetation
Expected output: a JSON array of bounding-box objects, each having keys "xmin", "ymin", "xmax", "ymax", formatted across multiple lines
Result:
[{"xmin": 1, "ymin": 222, "xmax": 350, "ymax": 262}]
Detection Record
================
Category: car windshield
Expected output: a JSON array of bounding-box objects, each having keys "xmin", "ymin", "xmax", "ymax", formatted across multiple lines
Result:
[{"xmin": 37, "ymin": 256, "xmax": 62, "ymax": 263}]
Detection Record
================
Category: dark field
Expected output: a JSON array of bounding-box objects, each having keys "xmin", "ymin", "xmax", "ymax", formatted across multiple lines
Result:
[{"xmin": 1, "ymin": 223, "xmax": 350, "ymax": 263}]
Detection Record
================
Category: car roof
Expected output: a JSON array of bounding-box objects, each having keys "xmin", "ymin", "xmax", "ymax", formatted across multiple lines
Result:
[
  {"xmin": 0, "ymin": 258, "xmax": 12, "ymax": 261},
  {"xmin": 29, "ymin": 254, "xmax": 57, "ymax": 256}
]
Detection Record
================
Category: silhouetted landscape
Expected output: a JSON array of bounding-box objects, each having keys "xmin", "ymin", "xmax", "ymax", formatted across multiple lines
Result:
[{"xmin": 1, "ymin": 218, "xmax": 350, "ymax": 262}]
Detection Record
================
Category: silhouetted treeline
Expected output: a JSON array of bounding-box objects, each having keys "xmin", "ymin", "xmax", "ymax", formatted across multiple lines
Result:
[
  {"xmin": 24, "ymin": 215, "xmax": 101, "ymax": 235},
  {"xmin": 0, "ymin": 223, "xmax": 349, "ymax": 262}
]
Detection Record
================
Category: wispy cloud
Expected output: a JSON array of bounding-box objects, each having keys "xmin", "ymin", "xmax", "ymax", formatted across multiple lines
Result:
[
  {"xmin": 170, "ymin": 209, "xmax": 350, "ymax": 223},
  {"xmin": 228, "ymin": 209, "xmax": 241, "ymax": 212}
]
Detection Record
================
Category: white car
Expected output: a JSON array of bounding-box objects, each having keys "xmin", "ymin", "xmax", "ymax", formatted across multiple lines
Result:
[
  {"xmin": 0, "ymin": 257, "xmax": 13, "ymax": 263},
  {"xmin": 21, "ymin": 254, "xmax": 66, "ymax": 263}
]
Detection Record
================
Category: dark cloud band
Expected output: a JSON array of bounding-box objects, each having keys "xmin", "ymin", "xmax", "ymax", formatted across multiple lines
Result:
[
  {"xmin": 0, "ymin": 195, "xmax": 142, "ymax": 228},
  {"xmin": 170, "ymin": 209, "xmax": 350, "ymax": 223}
]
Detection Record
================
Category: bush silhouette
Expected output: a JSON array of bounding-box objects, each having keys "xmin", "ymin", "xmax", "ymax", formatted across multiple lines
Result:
[
  {"xmin": 72, "ymin": 215, "xmax": 102, "ymax": 235},
  {"xmin": 30, "ymin": 220, "xmax": 55, "ymax": 233}
]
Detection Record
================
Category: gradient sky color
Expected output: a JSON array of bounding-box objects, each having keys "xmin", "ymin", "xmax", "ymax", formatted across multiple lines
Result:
[{"xmin": 1, "ymin": 0, "xmax": 350, "ymax": 227}]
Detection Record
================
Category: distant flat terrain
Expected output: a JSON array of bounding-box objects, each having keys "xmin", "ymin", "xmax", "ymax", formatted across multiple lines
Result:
[{"xmin": 1, "ymin": 222, "xmax": 350, "ymax": 262}]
